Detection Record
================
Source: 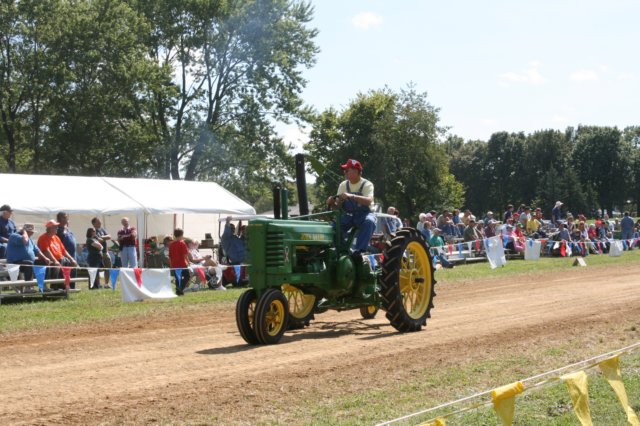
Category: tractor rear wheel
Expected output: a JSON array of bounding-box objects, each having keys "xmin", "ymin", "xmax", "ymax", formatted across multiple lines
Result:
[
  {"xmin": 282, "ymin": 284, "xmax": 316, "ymax": 329},
  {"xmin": 236, "ymin": 289, "xmax": 259, "ymax": 344},
  {"xmin": 254, "ymin": 288, "xmax": 290, "ymax": 344},
  {"xmin": 380, "ymin": 228, "xmax": 436, "ymax": 332},
  {"xmin": 360, "ymin": 305, "xmax": 379, "ymax": 319}
]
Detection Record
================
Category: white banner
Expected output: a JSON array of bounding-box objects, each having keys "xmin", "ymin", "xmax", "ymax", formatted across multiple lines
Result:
[
  {"xmin": 119, "ymin": 268, "xmax": 176, "ymax": 302},
  {"xmin": 524, "ymin": 240, "xmax": 541, "ymax": 261},
  {"xmin": 609, "ymin": 240, "xmax": 624, "ymax": 257},
  {"xmin": 485, "ymin": 236, "xmax": 507, "ymax": 269}
]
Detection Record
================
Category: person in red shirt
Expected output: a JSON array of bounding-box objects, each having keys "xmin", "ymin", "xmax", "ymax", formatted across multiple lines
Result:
[
  {"xmin": 37, "ymin": 219, "xmax": 77, "ymax": 279},
  {"xmin": 168, "ymin": 228, "xmax": 191, "ymax": 295}
]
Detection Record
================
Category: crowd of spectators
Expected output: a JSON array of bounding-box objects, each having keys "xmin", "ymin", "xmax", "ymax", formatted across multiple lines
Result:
[
  {"xmin": 1, "ymin": 205, "xmax": 247, "ymax": 294},
  {"xmin": 402, "ymin": 201, "xmax": 640, "ymax": 264}
]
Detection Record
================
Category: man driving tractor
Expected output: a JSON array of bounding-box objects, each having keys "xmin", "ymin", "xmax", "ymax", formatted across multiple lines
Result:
[{"xmin": 325, "ymin": 158, "xmax": 377, "ymax": 254}]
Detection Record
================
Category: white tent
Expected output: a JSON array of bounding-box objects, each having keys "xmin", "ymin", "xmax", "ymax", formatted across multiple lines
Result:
[{"xmin": 1, "ymin": 174, "xmax": 256, "ymax": 265}]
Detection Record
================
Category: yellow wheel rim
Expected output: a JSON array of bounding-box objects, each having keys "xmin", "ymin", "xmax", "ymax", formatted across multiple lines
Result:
[
  {"xmin": 265, "ymin": 299, "xmax": 287, "ymax": 337},
  {"xmin": 366, "ymin": 305, "xmax": 377, "ymax": 315},
  {"xmin": 248, "ymin": 299, "xmax": 257, "ymax": 330},
  {"xmin": 398, "ymin": 241, "xmax": 432, "ymax": 319},
  {"xmin": 282, "ymin": 284, "xmax": 315, "ymax": 320}
]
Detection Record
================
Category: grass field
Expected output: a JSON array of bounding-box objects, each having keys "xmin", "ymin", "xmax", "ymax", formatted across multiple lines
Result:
[{"xmin": 2, "ymin": 250, "xmax": 640, "ymax": 425}]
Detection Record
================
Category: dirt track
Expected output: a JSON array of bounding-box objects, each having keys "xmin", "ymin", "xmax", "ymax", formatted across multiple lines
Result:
[{"xmin": 2, "ymin": 263, "xmax": 640, "ymax": 425}]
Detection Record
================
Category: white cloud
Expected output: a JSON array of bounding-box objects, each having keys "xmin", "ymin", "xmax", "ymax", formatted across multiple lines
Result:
[
  {"xmin": 499, "ymin": 62, "xmax": 546, "ymax": 86},
  {"xmin": 569, "ymin": 69, "xmax": 598, "ymax": 82},
  {"xmin": 617, "ymin": 72, "xmax": 637, "ymax": 81},
  {"xmin": 351, "ymin": 12, "xmax": 383, "ymax": 30}
]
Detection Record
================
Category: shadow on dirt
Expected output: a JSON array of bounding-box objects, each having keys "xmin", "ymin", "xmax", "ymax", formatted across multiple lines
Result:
[{"xmin": 196, "ymin": 319, "xmax": 394, "ymax": 355}]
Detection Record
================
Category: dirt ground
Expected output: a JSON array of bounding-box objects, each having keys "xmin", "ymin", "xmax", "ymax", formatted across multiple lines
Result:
[{"xmin": 2, "ymin": 263, "xmax": 640, "ymax": 425}]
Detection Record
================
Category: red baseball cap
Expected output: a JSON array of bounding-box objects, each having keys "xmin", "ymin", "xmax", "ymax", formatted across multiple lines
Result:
[
  {"xmin": 45, "ymin": 219, "xmax": 60, "ymax": 228},
  {"xmin": 340, "ymin": 159, "xmax": 362, "ymax": 171}
]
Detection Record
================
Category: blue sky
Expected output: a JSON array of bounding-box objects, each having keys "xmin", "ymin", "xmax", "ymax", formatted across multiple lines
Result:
[{"xmin": 282, "ymin": 0, "xmax": 639, "ymax": 150}]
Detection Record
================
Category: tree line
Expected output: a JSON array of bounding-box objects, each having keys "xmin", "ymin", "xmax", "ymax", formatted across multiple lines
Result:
[{"xmin": 2, "ymin": 1, "xmax": 639, "ymax": 217}]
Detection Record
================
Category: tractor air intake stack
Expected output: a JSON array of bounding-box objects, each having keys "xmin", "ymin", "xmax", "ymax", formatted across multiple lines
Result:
[
  {"xmin": 295, "ymin": 153, "xmax": 309, "ymax": 217},
  {"xmin": 272, "ymin": 183, "xmax": 282, "ymax": 219}
]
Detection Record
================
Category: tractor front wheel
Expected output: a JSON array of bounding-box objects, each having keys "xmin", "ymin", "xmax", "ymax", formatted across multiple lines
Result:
[
  {"xmin": 360, "ymin": 305, "xmax": 379, "ymax": 319},
  {"xmin": 254, "ymin": 288, "xmax": 290, "ymax": 344},
  {"xmin": 236, "ymin": 289, "xmax": 259, "ymax": 344},
  {"xmin": 380, "ymin": 228, "xmax": 436, "ymax": 332}
]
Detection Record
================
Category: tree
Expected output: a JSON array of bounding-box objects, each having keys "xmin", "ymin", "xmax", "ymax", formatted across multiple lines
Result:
[
  {"xmin": 307, "ymin": 86, "xmax": 463, "ymax": 218},
  {"xmin": 571, "ymin": 126, "xmax": 634, "ymax": 213},
  {"xmin": 138, "ymin": 0, "xmax": 319, "ymax": 180},
  {"xmin": 448, "ymin": 139, "xmax": 489, "ymax": 215}
]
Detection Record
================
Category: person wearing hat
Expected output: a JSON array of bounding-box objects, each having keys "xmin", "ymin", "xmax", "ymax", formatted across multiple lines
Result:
[
  {"xmin": 326, "ymin": 158, "xmax": 376, "ymax": 254},
  {"xmin": 0, "ymin": 204, "xmax": 17, "ymax": 258},
  {"xmin": 463, "ymin": 217, "xmax": 481, "ymax": 242},
  {"xmin": 551, "ymin": 201, "xmax": 563, "ymax": 226},
  {"xmin": 37, "ymin": 219, "xmax": 78, "ymax": 279},
  {"xmin": 6, "ymin": 224, "xmax": 51, "ymax": 283}
]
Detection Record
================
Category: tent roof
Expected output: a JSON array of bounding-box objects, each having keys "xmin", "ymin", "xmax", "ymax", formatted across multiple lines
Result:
[{"xmin": 1, "ymin": 174, "xmax": 255, "ymax": 216}]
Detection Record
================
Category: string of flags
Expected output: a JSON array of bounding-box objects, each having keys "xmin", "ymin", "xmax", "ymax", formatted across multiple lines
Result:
[
  {"xmin": 3, "ymin": 262, "xmax": 248, "ymax": 293},
  {"xmin": 376, "ymin": 341, "xmax": 640, "ymax": 426}
]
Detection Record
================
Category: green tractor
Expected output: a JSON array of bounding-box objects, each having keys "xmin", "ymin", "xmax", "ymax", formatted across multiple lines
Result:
[{"xmin": 235, "ymin": 156, "xmax": 436, "ymax": 345}]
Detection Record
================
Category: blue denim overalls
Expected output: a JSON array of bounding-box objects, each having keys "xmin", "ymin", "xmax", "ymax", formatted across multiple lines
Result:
[{"xmin": 340, "ymin": 180, "xmax": 377, "ymax": 253}]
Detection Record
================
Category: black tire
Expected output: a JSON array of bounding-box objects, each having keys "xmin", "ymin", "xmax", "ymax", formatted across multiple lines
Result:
[
  {"xmin": 254, "ymin": 288, "xmax": 290, "ymax": 345},
  {"xmin": 380, "ymin": 228, "xmax": 436, "ymax": 332},
  {"xmin": 236, "ymin": 289, "xmax": 259, "ymax": 344},
  {"xmin": 360, "ymin": 305, "xmax": 379, "ymax": 319}
]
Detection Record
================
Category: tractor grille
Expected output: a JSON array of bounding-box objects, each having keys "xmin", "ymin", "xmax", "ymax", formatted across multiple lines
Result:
[{"xmin": 265, "ymin": 231, "xmax": 285, "ymax": 267}]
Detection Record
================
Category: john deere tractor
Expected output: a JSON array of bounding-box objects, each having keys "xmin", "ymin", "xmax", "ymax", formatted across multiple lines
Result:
[{"xmin": 235, "ymin": 155, "xmax": 436, "ymax": 345}]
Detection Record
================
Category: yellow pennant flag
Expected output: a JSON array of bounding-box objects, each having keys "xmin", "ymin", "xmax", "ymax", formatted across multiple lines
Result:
[
  {"xmin": 561, "ymin": 371, "xmax": 593, "ymax": 426},
  {"xmin": 491, "ymin": 381, "xmax": 524, "ymax": 426},
  {"xmin": 598, "ymin": 357, "xmax": 640, "ymax": 426},
  {"xmin": 419, "ymin": 417, "xmax": 446, "ymax": 426}
]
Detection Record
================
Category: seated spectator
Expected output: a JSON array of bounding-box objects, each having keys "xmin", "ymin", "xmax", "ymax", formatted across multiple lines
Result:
[
  {"xmin": 526, "ymin": 210, "xmax": 547, "ymax": 238},
  {"xmin": 221, "ymin": 216, "xmax": 247, "ymax": 264},
  {"xmin": 475, "ymin": 220, "xmax": 486, "ymax": 239},
  {"xmin": 519, "ymin": 206, "xmax": 531, "ymax": 228},
  {"xmin": 514, "ymin": 223, "xmax": 526, "ymax": 249},
  {"xmin": 452, "ymin": 209, "xmax": 461, "ymax": 225},
  {"xmin": 484, "ymin": 220, "xmax": 497, "ymax": 238},
  {"xmin": 620, "ymin": 212, "xmax": 634, "ymax": 241},
  {"xmin": 441, "ymin": 219, "xmax": 457, "ymax": 242},
  {"xmin": 37, "ymin": 219, "xmax": 78, "ymax": 281},
  {"xmin": 558, "ymin": 222, "xmax": 571, "ymax": 241},
  {"xmin": 420, "ymin": 220, "xmax": 432, "ymax": 242},
  {"xmin": 6, "ymin": 223, "xmax": 50, "ymax": 283},
  {"xmin": 416, "ymin": 213, "xmax": 427, "ymax": 234},
  {"xmin": 461, "ymin": 209, "xmax": 474, "ymax": 226},
  {"xmin": 483, "ymin": 210, "xmax": 495, "ymax": 224},
  {"xmin": 160, "ymin": 236, "xmax": 173, "ymax": 267},
  {"xmin": 503, "ymin": 224, "xmax": 523, "ymax": 253},
  {"xmin": 463, "ymin": 218, "xmax": 481, "ymax": 242},
  {"xmin": 428, "ymin": 228, "xmax": 454, "ymax": 269},
  {"xmin": 85, "ymin": 228, "xmax": 104, "ymax": 289},
  {"xmin": 0, "ymin": 204, "xmax": 17, "ymax": 258},
  {"xmin": 566, "ymin": 215, "xmax": 575, "ymax": 233},
  {"xmin": 587, "ymin": 223, "xmax": 597, "ymax": 241},
  {"xmin": 436, "ymin": 209, "xmax": 450, "ymax": 229}
]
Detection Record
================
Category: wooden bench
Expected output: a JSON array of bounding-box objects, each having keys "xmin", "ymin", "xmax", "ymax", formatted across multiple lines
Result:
[{"xmin": 0, "ymin": 277, "xmax": 87, "ymax": 304}]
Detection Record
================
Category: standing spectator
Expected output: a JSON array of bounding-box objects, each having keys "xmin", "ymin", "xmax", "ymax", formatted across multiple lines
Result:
[
  {"xmin": 620, "ymin": 212, "xmax": 635, "ymax": 241},
  {"xmin": 503, "ymin": 204, "xmax": 514, "ymax": 222},
  {"xmin": 56, "ymin": 212, "xmax": 78, "ymax": 280},
  {"xmin": 169, "ymin": 228, "xmax": 191, "ymax": 296},
  {"xmin": 0, "ymin": 204, "xmax": 17, "ymax": 258},
  {"xmin": 221, "ymin": 216, "xmax": 247, "ymax": 264},
  {"xmin": 37, "ymin": 220, "xmax": 77, "ymax": 279},
  {"xmin": 85, "ymin": 228, "xmax": 104, "ymax": 289},
  {"xmin": 382, "ymin": 206, "xmax": 399, "ymax": 239},
  {"xmin": 92, "ymin": 217, "xmax": 112, "ymax": 288},
  {"xmin": 117, "ymin": 217, "xmax": 138, "ymax": 268},
  {"xmin": 6, "ymin": 224, "xmax": 50, "ymax": 283},
  {"xmin": 551, "ymin": 201, "xmax": 563, "ymax": 226}
]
